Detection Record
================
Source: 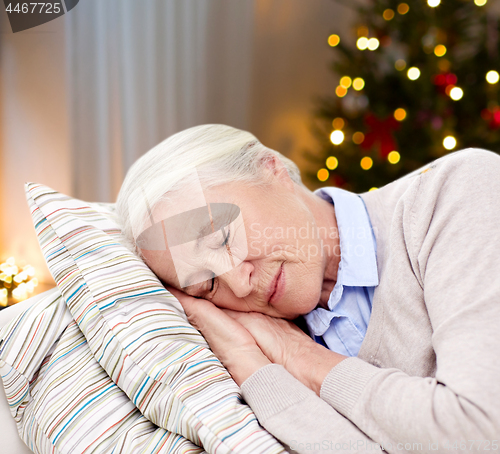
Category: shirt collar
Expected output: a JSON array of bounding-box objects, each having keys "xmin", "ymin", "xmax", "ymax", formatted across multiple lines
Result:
[{"xmin": 314, "ymin": 187, "xmax": 379, "ymax": 308}]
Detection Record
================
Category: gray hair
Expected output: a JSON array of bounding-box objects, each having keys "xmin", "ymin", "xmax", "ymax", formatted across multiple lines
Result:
[{"xmin": 115, "ymin": 124, "xmax": 303, "ymax": 256}]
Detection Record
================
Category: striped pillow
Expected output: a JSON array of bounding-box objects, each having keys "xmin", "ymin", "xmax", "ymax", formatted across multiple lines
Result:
[
  {"xmin": 24, "ymin": 183, "xmax": 285, "ymax": 454},
  {"xmin": 0, "ymin": 288, "xmax": 205, "ymax": 453}
]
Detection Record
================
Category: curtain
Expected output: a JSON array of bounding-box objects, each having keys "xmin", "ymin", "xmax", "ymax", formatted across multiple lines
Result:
[{"xmin": 66, "ymin": 0, "xmax": 255, "ymax": 202}]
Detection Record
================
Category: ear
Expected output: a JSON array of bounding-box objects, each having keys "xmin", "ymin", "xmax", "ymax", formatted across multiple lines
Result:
[{"xmin": 262, "ymin": 155, "xmax": 295, "ymax": 191}]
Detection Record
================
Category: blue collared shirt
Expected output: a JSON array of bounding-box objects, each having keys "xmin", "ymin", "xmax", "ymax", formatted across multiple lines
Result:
[{"xmin": 303, "ymin": 187, "xmax": 379, "ymax": 357}]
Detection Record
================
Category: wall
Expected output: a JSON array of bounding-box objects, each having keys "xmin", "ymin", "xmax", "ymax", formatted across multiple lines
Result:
[{"xmin": 0, "ymin": 9, "xmax": 71, "ymax": 283}]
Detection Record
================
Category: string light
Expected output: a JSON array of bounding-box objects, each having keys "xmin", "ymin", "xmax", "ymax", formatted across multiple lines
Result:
[
  {"xmin": 336, "ymin": 86, "xmax": 348, "ymax": 97},
  {"xmin": 352, "ymin": 77, "xmax": 365, "ymax": 91},
  {"xmin": 450, "ymin": 87, "xmax": 463, "ymax": 100},
  {"xmin": 427, "ymin": 0, "xmax": 440, "ymax": 6},
  {"xmin": 317, "ymin": 169, "xmax": 329, "ymax": 182},
  {"xmin": 0, "ymin": 257, "xmax": 37, "ymax": 305},
  {"xmin": 332, "ymin": 117, "xmax": 345, "ymax": 129},
  {"xmin": 397, "ymin": 3, "xmax": 409, "ymax": 14},
  {"xmin": 434, "ymin": 45, "xmax": 447, "ymax": 57},
  {"xmin": 357, "ymin": 26, "xmax": 369, "ymax": 37},
  {"xmin": 407, "ymin": 67, "xmax": 421, "ymax": 80},
  {"xmin": 328, "ymin": 34, "xmax": 340, "ymax": 47},
  {"xmin": 474, "ymin": 0, "xmax": 487, "ymax": 5},
  {"xmin": 367, "ymin": 38, "xmax": 380, "ymax": 51},
  {"xmin": 340, "ymin": 76, "xmax": 352, "ymax": 88},
  {"xmin": 326, "ymin": 156, "xmax": 339, "ymax": 170},
  {"xmin": 394, "ymin": 108, "xmax": 407, "ymax": 121},
  {"xmin": 330, "ymin": 130, "xmax": 345, "ymax": 145},
  {"xmin": 443, "ymin": 136, "xmax": 457, "ymax": 150},
  {"xmin": 395, "ymin": 59, "xmax": 406, "ymax": 71},
  {"xmin": 486, "ymin": 70, "xmax": 499, "ymax": 84},
  {"xmin": 360, "ymin": 156, "xmax": 373, "ymax": 170},
  {"xmin": 352, "ymin": 132, "xmax": 365, "ymax": 144},
  {"xmin": 383, "ymin": 9, "xmax": 395, "ymax": 20},
  {"xmin": 357, "ymin": 37, "xmax": 369, "ymax": 50},
  {"xmin": 388, "ymin": 151, "xmax": 401, "ymax": 164}
]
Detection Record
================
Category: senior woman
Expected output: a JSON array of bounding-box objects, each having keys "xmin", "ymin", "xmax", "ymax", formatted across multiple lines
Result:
[{"xmin": 116, "ymin": 124, "xmax": 500, "ymax": 453}]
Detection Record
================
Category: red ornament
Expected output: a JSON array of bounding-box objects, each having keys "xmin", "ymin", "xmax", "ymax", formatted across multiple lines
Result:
[
  {"xmin": 433, "ymin": 72, "xmax": 458, "ymax": 95},
  {"xmin": 482, "ymin": 106, "xmax": 500, "ymax": 129},
  {"xmin": 360, "ymin": 113, "xmax": 400, "ymax": 158}
]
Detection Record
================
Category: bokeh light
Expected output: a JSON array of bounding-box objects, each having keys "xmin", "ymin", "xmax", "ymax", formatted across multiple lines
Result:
[
  {"xmin": 330, "ymin": 130, "xmax": 345, "ymax": 145},
  {"xmin": 407, "ymin": 67, "xmax": 421, "ymax": 80},
  {"xmin": 340, "ymin": 76, "xmax": 352, "ymax": 88},
  {"xmin": 383, "ymin": 9, "xmax": 395, "ymax": 20},
  {"xmin": 360, "ymin": 156, "xmax": 373, "ymax": 170},
  {"xmin": 317, "ymin": 168, "xmax": 329, "ymax": 182},
  {"xmin": 388, "ymin": 151, "xmax": 401, "ymax": 164},
  {"xmin": 328, "ymin": 34, "xmax": 340, "ymax": 47},
  {"xmin": 326, "ymin": 156, "xmax": 339, "ymax": 170},
  {"xmin": 395, "ymin": 59, "xmax": 406, "ymax": 71},
  {"xmin": 336, "ymin": 86, "xmax": 348, "ymax": 97},
  {"xmin": 486, "ymin": 70, "xmax": 499, "ymax": 84},
  {"xmin": 332, "ymin": 117, "xmax": 345, "ymax": 129},
  {"xmin": 434, "ymin": 44, "xmax": 446, "ymax": 57},
  {"xmin": 357, "ymin": 37, "xmax": 369, "ymax": 50},
  {"xmin": 427, "ymin": 0, "xmax": 440, "ymax": 6},
  {"xmin": 443, "ymin": 136, "xmax": 457, "ymax": 150},
  {"xmin": 352, "ymin": 77, "xmax": 365, "ymax": 91},
  {"xmin": 474, "ymin": 0, "xmax": 487, "ymax": 5},
  {"xmin": 352, "ymin": 132, "xmax": 365, "ymax": 144},
  {"xmin": 367, "ymin": 38, "xmax": 380, "ymax": 51},
  {"xmin": 369, "ymin": 187, "xmax": 378, "ymax": 192},
  {"xmin": 397, "ymin": 3, "xmax": 409, "ymax": 14},
  {"xmin": 394, "ymin": 108, "xmax": 407, "ymax": 121},
  {"xmin": 450, "ymin": 87, "xmax": 463, "ymax": 100}
]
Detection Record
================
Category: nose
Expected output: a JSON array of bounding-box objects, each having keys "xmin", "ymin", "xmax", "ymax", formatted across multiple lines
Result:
[{"xmin": 222, "ymin": 261, "xmax": 254, "ymax": 298}]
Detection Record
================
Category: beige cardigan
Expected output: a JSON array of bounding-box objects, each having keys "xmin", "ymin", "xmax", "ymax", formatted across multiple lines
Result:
[{"xmin": 241, "ymin": 148, "xmax": 500, "ymax": 453}]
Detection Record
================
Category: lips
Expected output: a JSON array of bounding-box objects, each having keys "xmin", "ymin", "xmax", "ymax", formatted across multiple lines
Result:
[{"xmin": 267, "ymin": 262, "xmax": 285, "ymax": 305}]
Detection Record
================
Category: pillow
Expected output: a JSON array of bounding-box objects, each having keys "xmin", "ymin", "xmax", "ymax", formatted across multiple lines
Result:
[
  {"xmin": 1, "ymin": 288, "xmax": 202, "ymax": 454},
  {"xmin": 25, "ymin": 183, "xmax": 285, "ymax": 454}
]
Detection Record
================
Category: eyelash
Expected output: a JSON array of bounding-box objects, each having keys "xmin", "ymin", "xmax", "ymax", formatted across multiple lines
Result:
[{"xmin": 209, "ymin": 226, "xmax": 231, "ymax": 294}]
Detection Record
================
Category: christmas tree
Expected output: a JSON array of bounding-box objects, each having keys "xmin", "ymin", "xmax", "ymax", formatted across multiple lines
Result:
[{"xmin": 306, "ymin": 0, "xmax": 500, "ymax": 192}]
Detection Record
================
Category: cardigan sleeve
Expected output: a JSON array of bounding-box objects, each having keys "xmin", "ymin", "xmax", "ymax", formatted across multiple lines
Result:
[
  {"xmin": 319, "ymin": 149, "xmax": 500, "ymax": 450},
  {"xmin": 241, "ymin": 364, "xmax": 385, "ymax": 454}
]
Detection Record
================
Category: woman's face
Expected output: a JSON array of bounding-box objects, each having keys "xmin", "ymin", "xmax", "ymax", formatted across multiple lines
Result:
[{"xmin": 141, "ymin": 165, "xmax": 334, "ymax": 320}]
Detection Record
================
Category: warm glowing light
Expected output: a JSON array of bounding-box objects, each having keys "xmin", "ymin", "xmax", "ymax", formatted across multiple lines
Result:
[
  {"xmin": 427, "ymin": 0, "xmax": 440, "ymax": 6},
  {"xmin": 352, "ymin": 77, "xmax": 365, "ymax": 91},
  {"xmin": 450, "ymin": 87, "xmax": 463, "ymax": 100},
  {"xmin": 330, "ymin": 130, "xmax": 345, "ymax": 145},
  {"xmin": 388, "ymin": 151, "xmax": 401, "ymax": 164},
  {"xmin": 474, "ymin": 0, "xmax": 487, "ymax": 5},
  {"xmin": 328, "ymin": 34, "xmax": 340, "ymax": 47},
  {"xmin": 332, "ymin": 117, "xmax": 345, "ymax": 129},
  {"xmin": 357, "ymin": 26, "xmax": 369, "ymax": 37},
  {"xmin": 360, "ymin": 156, "xmax": 373, "ymax": 170},
  {"xmin": 486, "ymin": 70, "xmax": 499, "ymax": 84},
  {"xmin": 352, "ymin": 132, "xmax": 365, "ymax": 144},
  {"xmin": 369, "ymin": 187, "xmax": 378, "ymax": 192},
  {"xmin": 326, "ymin": 156, "xmax": 339, "ymax": 170},
  {"xmin": 335, "ymin": 86, "xmax": 348, "ymax": 97},
  {"xmin": 317, "ymin": 168, "xmax": 329, "ymax": 182},
  {"xmin": 383, "ymin": 9, "xmax": 395, "ymax": 20},
  {"xmin": 434, "ymin": 44, "xmax": 447, "ymax": 57},
  {"xmin": 395, "ymin": 59, "xmax": 406, "ymax": 71},
  {"xmin": 357, "ymin": 37, "xmax": 369, "ymax": 51},
  {"xmin": 407, "ymin": 67, "xmax": 421, "ymax": 80},
  {"xmin": 340, "ymin": 76, "xmax": 352, "ymax": 88},
  {"xmin": 394, "ymin": 108, "xmax": 407, "ymax": 121},
  {"xmin": 397, "ymin": 3, "xmax": 409, "ymax": 14},
  {"xmin": 367, "ymin": 38, "xmax": 380, "ymax": 51},
  {"xmin": 443, "ymin": 136, "xmax": 457, "ymax": 150}
]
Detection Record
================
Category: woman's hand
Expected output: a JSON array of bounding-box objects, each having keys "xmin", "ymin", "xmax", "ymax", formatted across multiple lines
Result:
[
  {"xmin": 223, "ymin": 310, "xmax": 347, "ymax": 395},
  {"xmin": 167, "ymin": 286, "xmax": 271, "ymax": 386}
]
